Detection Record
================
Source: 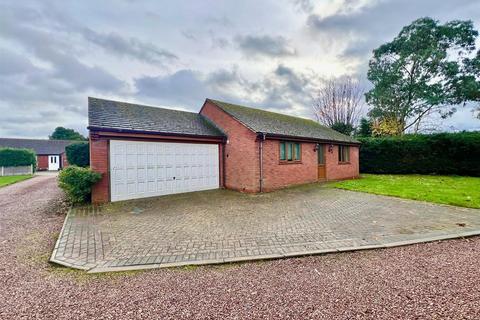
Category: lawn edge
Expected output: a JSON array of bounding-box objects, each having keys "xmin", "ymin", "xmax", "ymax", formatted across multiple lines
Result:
[
  {"xmin": 0, "ymin": 174, "xmax": 34, "ymax": 188},
  {"xmin": 333, "ymin": 185, "xmax": 480, "ymax": 209}
]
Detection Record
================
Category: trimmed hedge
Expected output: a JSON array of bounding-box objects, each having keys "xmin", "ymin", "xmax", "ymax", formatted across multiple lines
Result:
[
  {"xmin": 58, "ymin": 166, "xmax": 101, "ymax": 203},
  {"xmin": 0, "ymin": 148, "xmax": 37, "ymax": 168},
  {"xmin": 65, "ymin": 143, "xmax": 89, "ymax": 167},
  {"xmin": 359, "ymin": 132, "xmax": 480, "ymax": 176}
]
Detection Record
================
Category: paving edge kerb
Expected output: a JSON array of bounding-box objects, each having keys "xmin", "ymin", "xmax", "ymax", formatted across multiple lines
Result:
[
  {"xmin": 49, "ymin": 210, "xmax": 480, "ymax": 273},
  {"xmin": 86, "ymin": 230, "xmax": 480, "ymax": 273},
  {"xmin": 49, "ymin": 207, "xmax": 93, "ymax": 271}
]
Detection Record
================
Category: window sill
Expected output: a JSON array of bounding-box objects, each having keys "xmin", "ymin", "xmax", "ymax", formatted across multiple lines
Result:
[
  {"xmin": 279, "ymin": 160, "xmax": 302, "ymax": 165},
  {"xmin": 338, "ymin": 161, "xmax": 351, "ymax": 165}
]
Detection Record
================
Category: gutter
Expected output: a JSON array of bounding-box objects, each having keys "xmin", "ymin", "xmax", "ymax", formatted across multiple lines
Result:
[
  {"xmin": 258, "ymin": 132, "xmax": 266, "ymax": 192},
  {"xmin": 259, "ymin": 132, "xmax": 361, "ymax": 146},
  {"xmin": 87, "ymin": 126, "xmax": 226, "ymax": 142}
]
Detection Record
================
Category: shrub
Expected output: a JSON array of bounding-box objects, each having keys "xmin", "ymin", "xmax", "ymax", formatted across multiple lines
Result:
[
  {"xmin": 0, "ymin": 148, "xmax": 36, "ymax": 168},
  {"xmin": 330, "ymin": 122, "xmax": 354, "ymax": 135},
  {"xmin": 359, "ymin": 131, "xmax": 480, "ymax": 176},
  {"xmin": 66, "ymin": 143, "xmax": 89, "ymax": 167},
  {"xmin": 58, "ymin": 166, "xmax": 101, "ymax": 203}
]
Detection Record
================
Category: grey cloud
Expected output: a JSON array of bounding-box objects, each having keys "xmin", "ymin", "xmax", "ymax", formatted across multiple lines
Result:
[
  {"xmin": 52, "ymin": 52, "xmax": 125, "ymax": 92},
  {"xmin": 0, "ymin": 4, "xmax": 124, "ymax": 137},
  {"xmin": 181, "ymin": 30, "xmax": 197, "ymax": 41},
  {"xmin": 135, "ymin": 64, "xmax": 317, "ymax": 117},
  {"xmin": 308, "ymin": 0, "xmax": 480, "ymax": 61},
  {"xmin": 262, "ymin": 64, "xmax": 313, "ymax": 111},
  {"xmin": 235, "ymin": 35, "xmax": 296, "ymax": 58},
  {"xmin": 0, "ymin": 7, "xmax": 125, "ymax": 94},
  {"xmin": 207, "ymin": 68, "xmax": 243, "ymax": 88},
  {"xmin": 210, "ymin": 36, "xmax": 230, "ymax": 49},
  {"xmin": 135, "ymin": 70, "xmax": 209, "ymax": 108},
  {"xmin": 291, "ymin": 0, "xmax": 314, "ymax": 13},
  {"xmin": 0, "ymin": 48, "xmax": 71, "ymax": 106},
  {"xmin": 135, "ymin": 67, "xmax": 249, "ymax": 109},
  {"xmin": 0, "ymin": 110, "xmax": 87, "ymax": 138},
  {"xmin": 0, "ymin": 48, "xmax": 36, "ymax": 75},
  {"xmin": 274, "ymin": 64, "xmax": 306, "ymax": 94},
  {"xmin": 3, "ymin": 3, "xmax": 178, "ymax": 66},
  {"xmin": 81, "ymin": 28, "xmax": 178, "ymax": 64},
  {"xmin": 205, "ymin": 16, "xmax": 233, "ymax": 28}
]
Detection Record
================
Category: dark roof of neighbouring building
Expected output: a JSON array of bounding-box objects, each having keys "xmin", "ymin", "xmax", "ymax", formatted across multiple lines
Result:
[
  {"xmin": 206, "ymin": 99, "xmax": 359, "ymax": 144},
  {"xmin": 0, "ymin": 138, "xmax": 80, "ymax": 155},
  {"xmin": 88, "ymin": 97, "xmax": 225, "ymax": 137}
]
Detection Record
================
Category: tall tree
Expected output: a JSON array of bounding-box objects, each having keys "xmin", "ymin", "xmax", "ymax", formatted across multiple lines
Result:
[
  {"xmin": 366, "ymin": 17, "xmax": 480, "ymax": 135},
  {"xmin": 356, "ymin": 117, "xmax": 373, "ymax": 137},
  {"xmin": 49, "ymin": 127, "xmax": 86, "ymax": 141},
  {"xmin": 313, "ymin": 76, "xmax": 364, "ymax": 135}
]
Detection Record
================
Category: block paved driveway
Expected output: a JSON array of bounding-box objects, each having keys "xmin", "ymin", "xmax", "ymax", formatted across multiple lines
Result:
[{"xmin": 51, "ymin": 184, "xmax": 480, "ymax": 272}]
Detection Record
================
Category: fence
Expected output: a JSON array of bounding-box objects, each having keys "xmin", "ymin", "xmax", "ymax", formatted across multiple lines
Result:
[{"xmin": 0, "ymin": 165, "xmax": 33, "ymax": 176}]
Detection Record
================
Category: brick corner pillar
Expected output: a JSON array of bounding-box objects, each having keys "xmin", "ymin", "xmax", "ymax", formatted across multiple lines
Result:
[{"xmin": 90, "ymin": 135, "xmax": 109, "ymax": 203}]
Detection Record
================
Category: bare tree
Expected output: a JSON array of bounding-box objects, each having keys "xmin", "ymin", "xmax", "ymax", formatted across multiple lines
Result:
[
  {"xmin": 312, "ymin": 76, "xmax": 364, "ymax": 135},
  {"xmin": 412, "ymin": 108, "xmax": 443, "ymax": 134}
]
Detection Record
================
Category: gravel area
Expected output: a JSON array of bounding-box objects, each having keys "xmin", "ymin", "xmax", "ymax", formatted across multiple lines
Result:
[{"xmin": 1, "ymin": 175, "xmax": 480, "ymax": 319}]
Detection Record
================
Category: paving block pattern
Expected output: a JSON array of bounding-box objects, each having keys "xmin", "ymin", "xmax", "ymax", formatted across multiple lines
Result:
[{"xmin": 50, "ymin": 186, "xmax": 480, "ymax": 272}]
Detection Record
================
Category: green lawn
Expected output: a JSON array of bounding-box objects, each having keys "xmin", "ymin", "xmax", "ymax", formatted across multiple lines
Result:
[
  {"xmin": 0, "ymin": 175, "xmax": 33, "ymax": 188},
  {"xmin": 333, "ymin": 174, "xmax": 480, "ymax": 209}
]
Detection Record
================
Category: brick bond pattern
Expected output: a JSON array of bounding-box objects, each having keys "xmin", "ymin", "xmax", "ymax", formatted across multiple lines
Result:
[
  {"xmin": 200, "ymin": 100, "xmax": 360, "ymax": 193},
  {"xmin": 51, "ymin": 187, "xmax": 480, "ymax": 272}
]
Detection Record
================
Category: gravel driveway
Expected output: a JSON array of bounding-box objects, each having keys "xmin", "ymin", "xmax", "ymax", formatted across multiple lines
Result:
[{"xmin": 2, "ymin": 175, "xmax": 480, "ymax": 319}]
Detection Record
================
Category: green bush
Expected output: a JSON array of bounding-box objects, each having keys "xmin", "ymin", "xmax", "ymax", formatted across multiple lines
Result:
[
  {"xmin": 359, "ymin": 132, "xmax": 480, "ymax": 176},
  {"xmin": 65, "ymin": 143, "xmax": 89, "ymax": 167},
  {"xmin": 58, "ymin": 166, "xmax": 101, "ymax": 203},
  {"xmin": 0, "ymin": 148, "xmax": 36, "ymax": 168}
]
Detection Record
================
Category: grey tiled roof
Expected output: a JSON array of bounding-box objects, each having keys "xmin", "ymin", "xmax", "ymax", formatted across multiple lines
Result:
[
  {"xmin": 0, "ymin": 138, "xmax": 79, "ymax": 155},
  {"xmin": 88, "ymin": 97, "xmax": 224, "ymax": 137},
  {"xmin": 207, "ymin": 99, "xmax": 359, "ymax": 144}
]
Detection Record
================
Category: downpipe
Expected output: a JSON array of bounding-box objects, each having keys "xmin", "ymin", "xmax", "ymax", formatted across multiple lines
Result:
[{"xmin": 258, "ymin": 132, "xmax": 266, "ymax": 192}]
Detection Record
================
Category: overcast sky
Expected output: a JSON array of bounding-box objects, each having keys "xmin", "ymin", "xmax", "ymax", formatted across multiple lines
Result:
[{"xmin": 1, "ymin": 0, "xmax": 479, "ymax": 138}]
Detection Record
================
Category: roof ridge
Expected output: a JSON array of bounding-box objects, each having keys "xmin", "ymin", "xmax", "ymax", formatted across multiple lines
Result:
[
  {"xmin": 206, "ymin": 98, "xmax": 359, "ymax": 144},
  {"xmin": 88, "ymin": 98, "xmax": 225, "ymax": 137},
  {"xmin": 89, "ymin": 97, "xmax": 198, "ymax": 115},
  {"xmin": 207, "ymin": 98, "xmax": 319, "ymax": 125}
]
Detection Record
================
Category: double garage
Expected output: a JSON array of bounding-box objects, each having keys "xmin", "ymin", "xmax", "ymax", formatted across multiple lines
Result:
[
  {"xmin": 88, "ymin": 97, "xmax": 226, "ymax": 203},
  {"xmin": 109, "ymin": 140, "xmax": 220, "ymax": 202}
]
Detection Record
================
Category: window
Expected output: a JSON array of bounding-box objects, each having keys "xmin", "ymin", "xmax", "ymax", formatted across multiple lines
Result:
[
  {"xmin": 338, "ymin": 145, "xmax": 350, "ymax": 163},
  {"xmin": 280, "ymin": 142, "xmax": 286, "ymax": 160},
  {"xmin": 317, "ymin": 144, "xmax": 325, "ymax": 165},
  {"xmin": 280, "ymin": 142, "xmax": 301, "ymax": 162}
]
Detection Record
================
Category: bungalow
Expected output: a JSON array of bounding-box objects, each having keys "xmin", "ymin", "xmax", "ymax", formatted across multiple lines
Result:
[
  {"xmin": 88, "ymin": 97, "xmax": 360, "ymax": 203},
  {"xmin": 0, "ymin": 138, "xmax": 75, "ymax": 171}
]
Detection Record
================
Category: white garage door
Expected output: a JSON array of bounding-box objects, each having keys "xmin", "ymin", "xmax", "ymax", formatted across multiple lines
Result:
[{"xmin": 110, "ymin": 140, "xmax": 220, "ymax": 202}]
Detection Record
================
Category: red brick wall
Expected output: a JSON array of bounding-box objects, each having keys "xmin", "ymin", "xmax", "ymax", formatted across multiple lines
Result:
[
  {"xmin": 200, "ymin": 101, "xmax": 260, "ymax": 192},
  {"xmin": 262, "ymin": 140, "xmax": 318, "ymax": 191},
  {"xmin": 90, "ymin": 136, "xmax": 109, "ymax": 203},
  {"xmin": 37, "ymin": 155, "xmax": 48, "ymax": 171},
  {"xmin": 37, "ymin": 154, "xmax": 69, "ymax": 171},
  {"xmin": 201, "ymin": 101, "xmax": 360, "ymax": 192},
  {"xmin": 61, "ymin": 152, "xmax": 69, "ymax": 169},
  {"xmin": 325, "ymin": 145, "xmax": 360, "ymax": 180}
]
